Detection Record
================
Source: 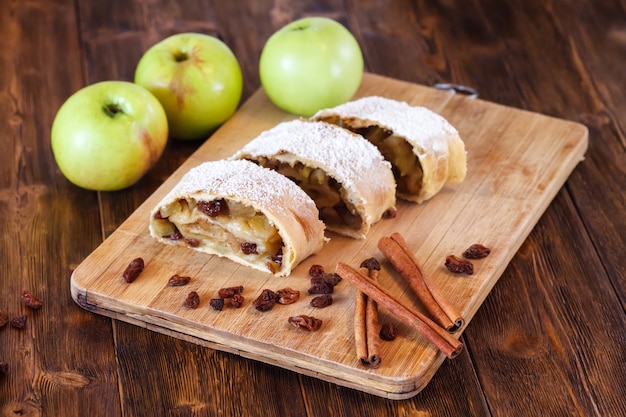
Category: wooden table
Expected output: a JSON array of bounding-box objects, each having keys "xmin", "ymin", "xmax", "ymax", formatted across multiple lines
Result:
[{"xmin": 2, "ymin": 1, "xmax": 624, "ymax": 415}]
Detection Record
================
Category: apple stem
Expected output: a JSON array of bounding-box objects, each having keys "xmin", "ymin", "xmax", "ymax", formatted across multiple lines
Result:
[
  {"xmin": 174, "ymin": 51, "xmax": 188, "ymax": 62},
  {"xmin": 103, "ymin": 103, "xmax": 123, "ymax": 118}
]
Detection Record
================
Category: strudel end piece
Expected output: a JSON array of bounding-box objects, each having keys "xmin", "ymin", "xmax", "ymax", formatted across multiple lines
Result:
[
  {"xmin": 149, "ymin": 159, "xmax": 325, "ymax": 276},
  {"xmin": 312, "ymin": 96, "xmax": 467, "ymax": 203},
  {"xmin": 231, "ymin": 119, "xmax": 396, "ymax": 240}
]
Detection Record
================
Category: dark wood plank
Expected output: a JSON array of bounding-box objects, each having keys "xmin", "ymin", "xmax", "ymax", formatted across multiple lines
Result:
[
  {"xmin": 468, "ymin": 191, "xmax": 626, "ymax": 417},
  {"xmin": 0, "ymin": 0, "xmax": 120, "ymax": 415}
]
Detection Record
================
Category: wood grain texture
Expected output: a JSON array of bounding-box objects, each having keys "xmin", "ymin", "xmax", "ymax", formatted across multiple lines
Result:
[
  {"xmin": 70, "ymin": 73, "xmax": 588, "ymax": 398},
  {"xmin": 2, "ymin": 0, "xmax": 625, "ymax": 415}
]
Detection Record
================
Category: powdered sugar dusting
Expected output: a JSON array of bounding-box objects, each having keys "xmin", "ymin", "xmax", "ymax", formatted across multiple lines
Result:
[
  {"xmin": 161, "ymin": 159, "xmax": 317, "ymax": 218},
  {"xmin": 313, "ymin": 96, "xmax": 457, "ymax": 153},
  {"xmin": 232, "ymin": 120, "xmax": 392, "ymax": 193}
]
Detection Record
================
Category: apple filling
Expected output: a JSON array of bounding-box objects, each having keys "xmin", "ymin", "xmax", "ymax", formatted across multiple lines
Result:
[
  {"xmin": 253, "ymin": 157, "xmax": 362, "ymax": 232},
  {"xmin": 151, "ymin": 197, "xmax": 284, "ymax": 273},
  {"xmin": 321, "ymin": 116, "xmax": 423, "ymax": 197}
]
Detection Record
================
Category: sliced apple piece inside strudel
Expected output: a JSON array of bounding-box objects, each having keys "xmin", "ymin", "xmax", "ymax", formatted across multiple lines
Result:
[
  {"xmin": 312, "ymin": 95, "xmax": 467, "ymax": 203},
  {"xmin": 231, "ymin": 119, "xmax": 396, "ymax": 240},
  {"xmin": 149, "ymin": 159, "xmax": 326, "ymax": 276}
]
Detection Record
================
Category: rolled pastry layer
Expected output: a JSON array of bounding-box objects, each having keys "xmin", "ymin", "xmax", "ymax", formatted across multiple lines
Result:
[
  {"xmin": 149, "ymin": 159, "xmax": 326, "ymax": 276},
  {"xmin": 312, "ymin": 96, "xmax": 467, "ymax": 203},
  {"xmin": 231, "ymin": 119, "xmax": 396, "ymax": 239}
]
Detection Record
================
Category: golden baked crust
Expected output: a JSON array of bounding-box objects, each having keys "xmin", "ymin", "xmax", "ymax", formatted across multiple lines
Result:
[
  {"xmin": 149, "ymin": 159, "xmax": 325, "ymax": 276},
  {"xmin": 231, "ymin": 119, "xmax": 396, "ymax": 239},
  {"xmin": 312, "ymin": 96, "xmax": 467, "ymax": 203}
]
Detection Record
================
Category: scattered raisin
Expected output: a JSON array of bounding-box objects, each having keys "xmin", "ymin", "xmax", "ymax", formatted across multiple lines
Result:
[
  {"xmin": 168, "ymin": 274, "xmax": 191, "ymax": 286},
  {"xmin": 183, "ymin": 291, "xmax": 200, "ymax": 309},
  {"xmin": 359, "ymin": 257, "xmax": 381, "ymax": 272},
  {"xmin": 197, "ymin": 199, "xmax": 228, "ymax": 217},
  {"xmin": 253, "ymin": 289, "xmax": 277, "ymax": 312},
  {"xmin": 230, "ymin": 294, "xmax": 245, "ymax": 308},
  {"xmin": 307, "ymin": 277, "xmax": 334, "ymax": 295},
  {"xmin": 210, "ymin": 298, "xmax": 225, "ymax": 311},
  {"xmin": 153, "ymin": 211, "xmax": 164, "ymax": 220},
  {"xmin": 21, "ymin": 290, "xmax": 43, "ymax": 310},
  {"xmin": 0, "ymin": 310, "xmax": 9, "ymax": 328},
  {"xmin": 308, "ymin": 264, "xmax": 325, "ymax": 279},
  {"xmin": 241, "ymin": 242, "xmax": 258, "ymax": 255},
  {"xmin": 10, "ymin": 315, "xmax": 27, "ymax": 329},
  {"xmin": 123, "ymin": 258, "xmax": 144, "ymax": 283},
  {"xmin": 218, "ymin": 286, "xmax": 244, "ymax": 299},
  {"xmin": 322, "ymin": 272, "xmax": 342, "ymax": 287},
  {"xmin": 275, "ymin": 288, "xmax": 300, "ymax": 305},
  {"xmin": 288, "ymin": 315, "xmax": 322, "ymax": 332},
  {"xmin": 463, "ymin": 244, "xmax": 491, "ymax": 259},
  {"xmin": 380, "ymin": 322, "xmax": 397, "ymax": 341},
  {"xmin": 310, "ymin": 294, "xmax": 333, "ymax": 308},
  {"xmin": 445, "ymin": 255, "xmax": 474, "ymax": 275}
]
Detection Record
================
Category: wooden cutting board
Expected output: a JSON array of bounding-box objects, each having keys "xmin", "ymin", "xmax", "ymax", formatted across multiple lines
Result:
[{"xmin": 70, "ymin": 73, "xmax": 588, "ymax": 399}]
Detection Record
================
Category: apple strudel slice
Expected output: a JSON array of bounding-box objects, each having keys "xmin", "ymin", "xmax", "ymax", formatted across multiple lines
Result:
[
  {"xmin": 231, "ymin": 119, "xmax": 396, "ymax": 240},
  {"xmin": 312, "ymin": 96, "xmax": 467, "ymax": 203},
  {"xmin": 149, "ymin": 159, "xmax": 326, "ymax": 276}
]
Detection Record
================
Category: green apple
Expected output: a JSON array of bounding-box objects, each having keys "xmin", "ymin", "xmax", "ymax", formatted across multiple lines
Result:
[
  {"xmin": 134, "ymin": 33, "xmax": 243, "ymax": 140},
  {"xmin": 51, "ymin": 81, "xmax": 168, "ymax": 191},
  {"xmin": 259, "ymin": 17, "xmax": 364, "ymax": 116}
]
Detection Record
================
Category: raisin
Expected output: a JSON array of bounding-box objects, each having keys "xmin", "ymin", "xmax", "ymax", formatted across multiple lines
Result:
[
  {"xmin": 380, "ymin": 322, "xmax": 397, "ymax": 341},
  {"xmin": 253, "ymin": 289, "xmax": 277, "ymax": 312},
  {"xmin": 463, "ymin": 244, "xmax": 491, "ymax": 259},
  {"xmin": 383, "ymin": 208, "xmax": 398, "ymax": 218},
  {"xmin": 310, "ymin": 294, "xmax": 333, "ymax": 308},
  {"xmin": 210, "ymin": 298, "xmax": 225, "ymax": 311},
  {"xmin": 168, "ymin": 274, "xmax": 191, "ymax": 286},
  {"xmin": 164, "ymin": 227, "xmax": 183, "ymax": 240},
  {"xmin": 322, "ymin": 272, "xmax": 342, "ymax": 287},
  {"xmin": 359, "ymin": 257, "xmax": 381, "ymax": 272},
  {"xmin": 276, "ymin": 288, "xmax": 300, "ymax": 305},
  {"xmin": 0, "ymin": 362, "xmax": 8, "ymax": 375},
  {"xmin": 123, "ymin": 258, "xmax": 144, "ymax": 283},
  {"xmin": 0, "ymin": 310, "xmax": 8, "ymax": 328},
  {"xmin": 183, "ymin": 291, "xmax": 200, "ymax": 309},
  {"xmin": 197, "ymin": 199, "xmax": 228, "ymax": 217},
  {"xmin": 153, "ymin": 211, "xmax": 164, "ymax": 220},
  {"xmin": 183, "ymin": 238, "xmax": 199, "ymax": 247},
  {"xmin": 308, "ymin": 264, "xmax": 325, "ymax": 279},
  {"xmin": 218, "ymin": 286, "xmax": 244, "ymax": 299},
  {"xmin": 10, "ymin": 315, "xmax": 27, "ymax": 329},
  {"xmin": 21, "ymin": 290, "xmax": 43, "ymax": 310},
  {"xmin": 230, "ymin": 294, "xmax": 245, "ymax": 308},
  {"xmin": 445, "ymin": 255, "xmax": 474, "ymax": 275},
  {"xmin": 288, "ymin": 315, "xmax": 322, "ymax": 332},
  {"xmin": 307, "ymin": 277, "xmax": 334, "ymax": 295},
  {"xmin": 241, "ymin": 242, "xmax": 258, "ymax": 255},
  {"xmin": 270, "ymin": 248, "xmax": 283, "ymax": 265}
]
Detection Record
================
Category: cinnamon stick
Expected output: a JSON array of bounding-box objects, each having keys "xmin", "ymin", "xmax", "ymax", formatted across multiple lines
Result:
[
  {"xmin": 337, "ymin": 262, "xmax": 463, "ymax": 359},
  {"xmin": 363, "ymin": 266, "xmax": 381, "ymax": 368},
  {"xmin": 354, "ymin": 259, "xmax": 382, "ymax": 368},
  {"xmin": 378, "ymin": 236, "xmax": 462, "ymax": 332},
  {"xmin": 353, "ymin": 288, "xmax": 369, "ymax": 366},
  {"xmin": 390, "ymin": 233, "xmax": 464, "ymax": 331}
]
